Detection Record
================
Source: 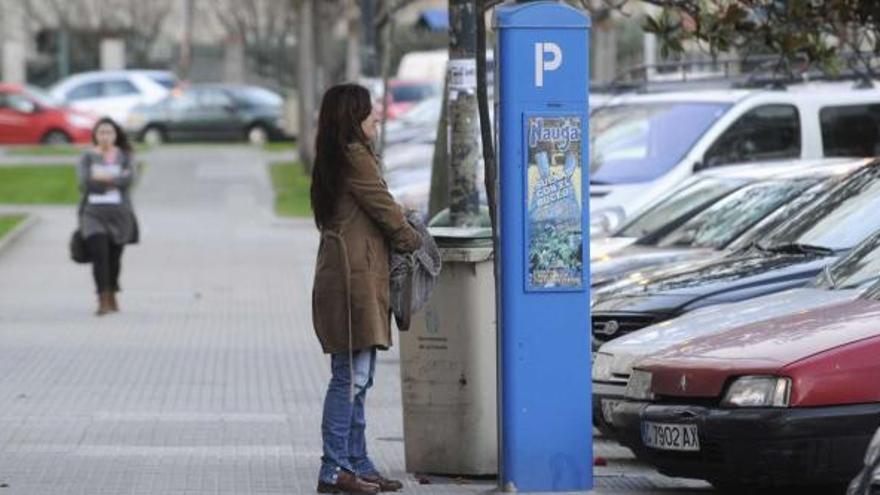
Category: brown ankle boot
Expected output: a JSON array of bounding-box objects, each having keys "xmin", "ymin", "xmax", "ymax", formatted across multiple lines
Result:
[
  {"xmin": 316, "ymin": 470, "xmax": 380, "ymax": 494},
  {"xmin": 96, "ymin": 292, "xmax": 113, "ymax": 316},
  {"xmin": 361, "ymin": 474, "xmax": 403, "ymax": 492},
  {"xmin": 108, "ymin": 292, "xmax": 119, "ymax": 312}
]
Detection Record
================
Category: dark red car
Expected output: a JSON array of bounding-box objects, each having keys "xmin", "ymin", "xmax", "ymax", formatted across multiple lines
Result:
[
  {"xmin": 0, "ymin": 84, "xmax": 96, "ymax": 144},
  {"xmin": 613, "ymin": 293, "xmax": 880, "ymax": 489}
]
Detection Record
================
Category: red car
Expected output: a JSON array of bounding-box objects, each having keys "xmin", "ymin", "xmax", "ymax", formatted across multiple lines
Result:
[
  {"xmin": 0, "ymin": 83, "xmax": 96, "ymax": 144},
  {"xmin": 613, "ymin": 294, "xmax": 880, "ymax": 489}
]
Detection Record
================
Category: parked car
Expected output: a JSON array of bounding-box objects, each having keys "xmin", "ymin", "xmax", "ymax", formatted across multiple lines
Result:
[
  {"xmin": 125, "ymin": 84, "xmax": 288, "ymax": 145},
  {"xmin": 593, "ymin": 224, "xmax": 880, "ymax": 436},
  {"xmin": 612, "ymin": 287, "xmax": 880, "ymax": 488},
  {"xmin": 591, "ymin": 158, "xmax": 880, "ymax": 348},
  {"xmin": 0, "ymin": 83, "xmax": 96, "ymax": 144},
  {"xmin": 591, "ymin": 159, "xmax": 863, "ymax": 288},
  {"xmin": 384, "ymin": 79, "xmax": 439, "ymax": 120},
  {"xmin": 589, "ymin": 82, "xmax": 880, "ymax": 236},
  {"xmin": 383, "ymin": 95, "xmax": 441, "ymax": 146},
  {"xmin": 49, "ymin": 69, "xmax": 176, "ymax": 124}
]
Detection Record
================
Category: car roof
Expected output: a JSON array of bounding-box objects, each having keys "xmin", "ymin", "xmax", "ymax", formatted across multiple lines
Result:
[
  {"xmin": 597, "ymin": 81, "xmax": 880, "ymax": 106},
  {"xmin": 695, "ymin": 158, "xmax": 871, "ymax": 181}
]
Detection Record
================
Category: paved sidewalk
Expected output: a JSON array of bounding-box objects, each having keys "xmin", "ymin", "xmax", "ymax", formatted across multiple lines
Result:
[{"xmin": 0, "ymin": 146, "xmax": 713, "ymax": 494}]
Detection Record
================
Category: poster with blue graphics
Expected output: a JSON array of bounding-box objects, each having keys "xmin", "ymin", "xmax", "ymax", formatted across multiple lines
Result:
[{"xmin": 525, "ymin": 115, "xmax": 584, "ymax": 291}]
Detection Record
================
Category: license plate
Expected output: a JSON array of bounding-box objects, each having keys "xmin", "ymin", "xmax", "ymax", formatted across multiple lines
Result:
[
  {"xmin": 601, "ymin": 399, "xmax": 620, "ymax": 425},
  {"xmin": 641, "ymin": 421, "xmax": 700, "ymax": 451}
]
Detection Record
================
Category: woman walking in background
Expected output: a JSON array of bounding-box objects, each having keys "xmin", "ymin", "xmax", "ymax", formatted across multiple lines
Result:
[
  {"xmin": 77, "ymin": 117, "xmax": 139, "ymax": 316},
  {"xmin": 311, "ymin": 84, "xmax": 421, "ymax": 493}
]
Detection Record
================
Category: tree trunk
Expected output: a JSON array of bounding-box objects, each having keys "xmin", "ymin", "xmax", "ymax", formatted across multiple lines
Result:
[
  {"xmin": 428, "ymin": 76, "xmax": 450, "ymax": 219},
  {"xmin": 446, "ymin": 0, "xmax": 480, "ymax": 227},
  {"xmin": 296, "ymin": 0, "xmax": 317, "ymax": 172},
  {"xmin": 345, "ymin": 0, "xmax": 361, "ymax": 81}
]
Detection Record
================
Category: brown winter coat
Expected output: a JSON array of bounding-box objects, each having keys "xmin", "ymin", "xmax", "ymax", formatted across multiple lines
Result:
[{"xmin": 312, "ymin": 142, "xmax": 422, "ymax": 354}]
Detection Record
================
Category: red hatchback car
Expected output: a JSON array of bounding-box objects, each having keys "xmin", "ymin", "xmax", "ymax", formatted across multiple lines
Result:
[
  {"xmin": 613, "ymin": 294, "xmax": 880, "ymax": 489},
  {"xmin": 0, "ymin": 84, "xmax": 95, "ymax": 144}
]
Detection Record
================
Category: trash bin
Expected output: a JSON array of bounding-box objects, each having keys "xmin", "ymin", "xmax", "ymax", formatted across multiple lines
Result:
[{"xmin": 399, "ymin": 209, "xmax": 498, "ymax": 476}]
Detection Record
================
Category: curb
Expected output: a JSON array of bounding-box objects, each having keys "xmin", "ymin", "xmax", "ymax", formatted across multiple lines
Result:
[{"xmin": 0, "ymin": 213, "xmax": 39, "ymax": 257}]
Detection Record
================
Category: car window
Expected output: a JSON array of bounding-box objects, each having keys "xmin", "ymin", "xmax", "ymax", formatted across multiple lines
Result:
[
  {"xmin": 615, "ymin": 176, "xmax": 741, "ymax": 239},
  {"xmin": 233, "ymin": 87, "xmax": 282, "ymax": 107},
  {"xmin": 148, "ymin": 74, "xmax": 177, "ymax": 90},
  {"xmin": 169, "ymin": 91, "xmax": 199, "ymax": 111},
  {"xmin": 657, "ymin": 178, "xmax": 818, "ymax": 249},
  {"xmin": 820, "ymin": 104, "xmax": 880, "ymax": 157},
  {"xmin": 728, "ymin": 178, "xmax": 839, "ymax": 251},
  {"xmin": 823, "ymin": 230, "xmax": 880, "ymax": 291},
  {"xmin": 67, "ymin": 82, "xmax": 102, "ymax": 101},
  {"xmin": 763, "ymin": 165, "xmax": 880, "ymax": 251},
  {"xmin": 589, "ymin": 102, "xmax": 730, "ymax": 185},
  {"xmin": 704, "ymin": 104, "xmax": 801, "ymax": 167},
  {"xmin": 103, "ymin": 79, "xmax": 139, "ymax": 97},
  {"xmin": 199, "ymin": 89, "xmax": 234, "ymax": 108},
  {"xmin": 390, "ymin": 84, "xmax": 436, "ymax": 103}
]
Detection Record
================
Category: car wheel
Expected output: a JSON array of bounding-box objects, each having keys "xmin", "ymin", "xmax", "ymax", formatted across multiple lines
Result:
[
  {"xmin": 247, "ymin": 124, "xmax": 269, "ymax": 146},
  {"xmin": 143, "ymin": 126, "xmax": 165, "ymax": 146},
  {"xmin": 41, "ymin": 130, "xmax": 71, "ymax": 145}
]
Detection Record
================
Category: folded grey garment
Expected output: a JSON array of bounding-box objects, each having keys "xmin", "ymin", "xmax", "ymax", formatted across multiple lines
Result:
[{"xmin": 390, "ymin": 211, "xmax": 442, "ymax": 330}]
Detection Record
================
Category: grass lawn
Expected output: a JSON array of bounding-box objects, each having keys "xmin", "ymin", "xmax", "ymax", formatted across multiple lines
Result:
[
  {"xmin": 269, "ymin": 161, "xmax": 311, "ymax": 218},
  {"xmin": 0, "ymin": 165, "xmax": 79, "ymax": 204},
  {"xmin": 4, "ymin": 144, "xmax": 153, "ymax": 157},
  {"xmin": 0, "ymin": 214, "xmax": 26, "ymax": 240},
  {"xmin": 263, "ymin": 142, "xmax": 297, "ymax": 153}
]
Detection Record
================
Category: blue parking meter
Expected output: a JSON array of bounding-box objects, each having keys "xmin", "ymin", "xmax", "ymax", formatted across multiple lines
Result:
[{"xmin": 494, "ymin": 2, "xmax": 591, "ymax": 492}]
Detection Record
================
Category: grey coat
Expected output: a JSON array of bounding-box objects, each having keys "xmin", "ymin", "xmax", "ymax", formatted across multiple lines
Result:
[
  {"xmin": 389, "ymin": 212, "xmax": 441, "ymax": 330},
  {"xmin": 77, "ymin": 150, "xmax": 139, "ymax": 245}
]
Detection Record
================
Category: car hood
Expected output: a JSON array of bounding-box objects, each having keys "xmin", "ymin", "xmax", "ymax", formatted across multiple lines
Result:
[
  {"xmin": 595, "ymin": 250, "xmax": 835, "ymax": 302},
  {"xmin": 598, "ymin": 286, "xmax": 862, "ymax": 378},
  {"xmin": 590, "ymin": 237, "xmax": 638, "ymax": 261},
  {"xmin": 639, "ymin": 298, "xmax": 880, "ymax": 398},
  {"xmin": 591, "ymin": 246, "xmax": 717, "ymax": 287}
]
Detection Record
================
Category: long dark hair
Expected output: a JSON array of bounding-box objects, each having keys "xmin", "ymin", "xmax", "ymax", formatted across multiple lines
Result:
[
  {"xmin": 92, "ymin": 117, "xmax": 133, "ymax": 154},
  {"xmin": 311, "ymin": 83, "xmax": 373, "ymax": 229}
]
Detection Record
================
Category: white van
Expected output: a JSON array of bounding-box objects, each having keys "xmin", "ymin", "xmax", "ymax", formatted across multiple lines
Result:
[{"xmin": 589, "ymin": 81, "xmax": 880, "ymax": 235}]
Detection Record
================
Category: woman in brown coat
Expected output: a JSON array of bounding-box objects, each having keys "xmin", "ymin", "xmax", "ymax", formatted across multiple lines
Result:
[{"xmin": 311, "ymin": 84, "xmax": 421, "ymax": 494}]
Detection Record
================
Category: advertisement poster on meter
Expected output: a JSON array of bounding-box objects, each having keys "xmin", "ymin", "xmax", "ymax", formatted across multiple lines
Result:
[{"xmin": 526, "ymin": 115, "xmax": 584, "ymax": 291}]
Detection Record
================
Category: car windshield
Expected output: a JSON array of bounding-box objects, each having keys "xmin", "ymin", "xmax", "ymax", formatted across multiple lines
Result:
[
  {"xmin": 148, "ymin": 74, "xmax": 177, "ymax": 90},
  {"xmin": 589, "ymin": 102, "xmax": 730, "ymax": 184},
  {"xmin": 657, "ymin": 178, "xmax": 819, "ymax": 249},
  {"xmin": 234, "ymin": 87, "xmax": 283, "ymax": 107},
  {"xmin": 762, "ymin": 165, "xmax": 880, "ymax": 251},
  {"xmin": 822, "ymin": 230, "xmax": 880, "ymax": 291},
  {"xmin": 25, "ymin": 85, "xmax": 61, "ymax": 107},
  {"xmin": 615, "ymin": 176, "xmax": 743, "ymax": 239},
  {"xmin": 391, "ymin": 83, "xmax": 436, "ymax": 103}
]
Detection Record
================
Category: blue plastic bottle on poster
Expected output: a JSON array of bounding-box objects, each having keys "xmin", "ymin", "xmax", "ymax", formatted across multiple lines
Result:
[{"xmin": 494, "ymin": 1, "xmax": 592, "ymax": 492}]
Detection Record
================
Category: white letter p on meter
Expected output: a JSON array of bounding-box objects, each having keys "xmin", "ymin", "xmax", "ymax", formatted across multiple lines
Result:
[{"xmin": 535, "ymin": 42, "xmax": 562, "ymax": 87}]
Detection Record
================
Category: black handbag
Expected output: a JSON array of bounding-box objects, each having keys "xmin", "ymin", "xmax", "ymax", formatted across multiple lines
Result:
[{"xmin": 69, "ymin": 228, "xmax": 91, "ymax": 263}]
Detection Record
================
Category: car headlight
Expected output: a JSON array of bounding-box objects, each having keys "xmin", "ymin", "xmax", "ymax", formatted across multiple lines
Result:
[
  {"xmin": 66, "ymin": 114, "xmax": 94, "ymax": 129},
  {"xmin": 624, "ymin": 369, "xmax": 653, "ymax": 400},
  {"xmin": 592, "ymin": 352, "xmax": 614, "ymax": 381},
  {"xmin": 590, "ymin": 207, "xmax": 626, "ymax": 237},
  {"xmin": 721, "ymin": 376, "xmax": 791, "ymax": 408}
]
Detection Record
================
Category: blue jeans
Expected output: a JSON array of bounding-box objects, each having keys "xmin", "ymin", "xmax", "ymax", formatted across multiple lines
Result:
[{"xmin": 319, "ymin": 348, "xmax": 379, "ymax": 484}]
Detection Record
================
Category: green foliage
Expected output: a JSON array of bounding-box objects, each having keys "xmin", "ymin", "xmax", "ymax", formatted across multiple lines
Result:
[
  {"xmin": 269, "ymin": 161, "xmax": 312, "ymax": 218},
  {"xmin": 638, "ymin": 0, "xmax": 880, "ymax": 77},
  {"xmin": 0, "ymin": 165, "xmax": 79, "ymax": 204}
]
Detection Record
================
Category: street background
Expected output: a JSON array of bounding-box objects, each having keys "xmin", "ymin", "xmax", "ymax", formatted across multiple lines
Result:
[{"xmin": 0, "ymin": 145, "xmax": 710, "ymax": 494}]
